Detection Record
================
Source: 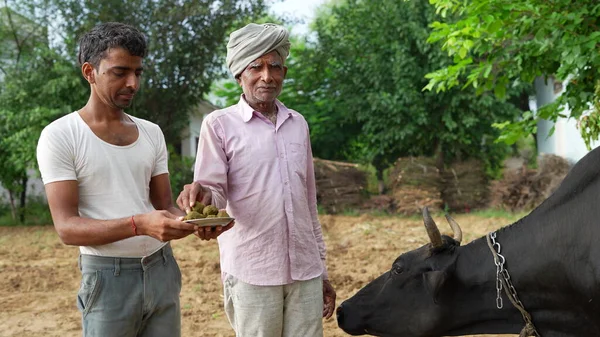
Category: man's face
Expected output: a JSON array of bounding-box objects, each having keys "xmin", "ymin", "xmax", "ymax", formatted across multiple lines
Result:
[
  {"xmin": 237, "ymin": 50, "xmax": 287, "ymax": 107},
  {"xmin": 85, "ymin": 47, "xmax": 143, "ymax": 110}
]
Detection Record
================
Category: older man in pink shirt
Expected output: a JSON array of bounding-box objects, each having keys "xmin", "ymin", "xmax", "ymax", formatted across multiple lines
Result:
[{"xmin": 177, "ymin": 23, "xmax": 336, "ymax": 336}]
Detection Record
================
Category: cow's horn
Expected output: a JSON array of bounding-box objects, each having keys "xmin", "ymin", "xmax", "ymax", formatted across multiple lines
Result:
[
  {"xmin": 422, "ymin": 207, "xmax": 443, "ymax": 248},
  {"xmin": 444, "ymin": 214, "xmax": 462, "ymax": 244}
]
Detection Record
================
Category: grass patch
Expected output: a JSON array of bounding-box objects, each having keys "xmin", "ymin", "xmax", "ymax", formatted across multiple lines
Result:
[
  {"xmin": 0, "ymin": 196, "xmax": 53, "ymax": 226},
  {"xmin": 469, "ymin": 208, "xmax": 529, "ymax": 221},
  {"xmin": 340, "ymin": 208, "xmax": 361, "ymax": 216},
  {"xmin": 319, "ymin": 207, "xmax": 530, "ymax": 223}
]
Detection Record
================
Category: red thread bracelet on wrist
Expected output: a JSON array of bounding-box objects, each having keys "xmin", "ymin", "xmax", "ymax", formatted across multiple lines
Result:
[{"xmin": 130, "ymin": 215, "xmax": 138, "ymax": 236}]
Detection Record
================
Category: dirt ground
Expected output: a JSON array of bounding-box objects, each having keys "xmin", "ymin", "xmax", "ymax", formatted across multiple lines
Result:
[{"xmin": 0, "ymin": 213, "xmax": 522, "ymax": 337}]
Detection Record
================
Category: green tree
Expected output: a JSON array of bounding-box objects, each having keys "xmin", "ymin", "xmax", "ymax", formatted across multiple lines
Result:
[
  {"xmin": 212, "ymin": 1, "xmax": 527, "ymax": 195},
  {"xmin": 52, "ymin": 0, "xmax": 267, "ymax": 145},
  {"xmin": 0, "ymin": 2, "xmax": 86, "ymax": 221},
  {"xmin": 305, "ymin": 0, "xmax": 525, "ymax": 192},
  {"xmin": 426, "ymin": 0, "xmax": 600, "ymax": 147},
  {"xmin": 279, "ymin": 35, "xmax": 363, "ymax": 161}
]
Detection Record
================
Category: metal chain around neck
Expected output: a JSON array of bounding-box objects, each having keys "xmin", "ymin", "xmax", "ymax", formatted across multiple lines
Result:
[{"xmin": 487, "ymin": 231, "xmax": 541, "ymax": 337}]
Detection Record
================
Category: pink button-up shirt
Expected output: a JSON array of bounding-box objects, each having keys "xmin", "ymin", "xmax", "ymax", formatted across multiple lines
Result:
[{"xmin": 193, "ymin": 97, "xmax": 328, "ymax": 286}]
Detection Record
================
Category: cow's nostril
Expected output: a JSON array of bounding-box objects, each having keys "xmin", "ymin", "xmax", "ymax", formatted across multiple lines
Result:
[{"xmin": 337, "ymin": 302, "xmax": 367, "ymax": 334}]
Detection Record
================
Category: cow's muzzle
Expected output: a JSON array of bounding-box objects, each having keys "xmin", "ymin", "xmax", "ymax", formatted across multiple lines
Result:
[{"xmin": 337, "ymin": 301, "xmax": 368, "ymax": 335}]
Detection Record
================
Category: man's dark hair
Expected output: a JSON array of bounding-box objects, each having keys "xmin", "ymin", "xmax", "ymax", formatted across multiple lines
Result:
[{"xmin": 77, "ymin": 22, "xmax": 147, "ymax": 68}]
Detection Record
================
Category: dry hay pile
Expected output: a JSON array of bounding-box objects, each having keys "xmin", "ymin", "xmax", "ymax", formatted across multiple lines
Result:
[
  {"xmin": 441, "ymin": 159, "xmax": 489, "ymax": 212},
  {"xmin": 388, "ymin": 157, "xmax": 443, "ymax": 215},
  {"xmin": 314, "ymin": 158, "xmax": 367, "ymax": 213},
  {"xmin": 489, "ymin": 154, "xmax": 571, "ymax": 211},
  {"xmin": 360, "ymin": 194, "xmax": 395, "ymax": 213}
]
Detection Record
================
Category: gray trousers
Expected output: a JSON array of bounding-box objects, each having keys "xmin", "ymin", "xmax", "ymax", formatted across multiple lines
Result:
[
  {"xmin": 224, "ymin": 275, "xmax": 323, "ymax": 337},
  {"xmin": 77, "ymin": 244, "xmax": 182, "ymax": 337}
]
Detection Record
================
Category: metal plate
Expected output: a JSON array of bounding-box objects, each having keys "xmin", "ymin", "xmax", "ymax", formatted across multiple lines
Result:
[{"xmin": 183, "ymin": 217, "xmax": 234, "ymax": 227}]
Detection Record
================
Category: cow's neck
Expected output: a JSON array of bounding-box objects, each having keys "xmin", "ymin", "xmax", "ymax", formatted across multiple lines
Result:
[
  {"xmin": 449, "ymin": 216, "xmax": 600, "ymax": 337},
  {"xmin": 437, "ymin": 235, "xmax": 525, "ymax": 336}
]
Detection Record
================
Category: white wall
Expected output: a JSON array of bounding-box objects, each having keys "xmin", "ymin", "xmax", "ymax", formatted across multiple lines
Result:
[
  {"xmin": 180, "ymin": 114, "xmax": 204, "ymax": 158},
  {"xmin": 180, "ymin": 100, "xmax": 218, "ymax": 158},
  {"xmin": 534, "ymin": 76, "xmax": 599, "ymax": 164}
]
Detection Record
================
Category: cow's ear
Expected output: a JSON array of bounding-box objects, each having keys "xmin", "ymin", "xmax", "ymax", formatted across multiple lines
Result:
[{"xmin": 423, "ymin": 270, "xmax": 447, "ymax": 304}]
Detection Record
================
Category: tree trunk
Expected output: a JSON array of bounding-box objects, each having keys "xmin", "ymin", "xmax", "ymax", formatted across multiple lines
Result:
[
  {"xmin": 19, "ymin": 175, "xmax": 28, "ymax": 223},
  {"xmin": 530, "ymin": 133, "xmax": 538, "ymax": 156},
  {"xmin": 434, "ymin": 141, "xmax": 449, "ymax": 210},
  {"xmin": 8, "ymin": 190, "xmax": 17, "ymax": 221},
  {"xmin": 433, "ymin": 141, "xmax": 445, "ymax": 171},
  {"xmin": 372, "ymin": 154, "xmax": 388, "ymax": 195},
  {"xmin": 376, "ymin": 168, "xmax": 385, "ymax": 195}
]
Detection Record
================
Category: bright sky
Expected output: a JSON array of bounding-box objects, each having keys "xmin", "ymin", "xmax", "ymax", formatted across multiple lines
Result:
[{"xmin": 269, "ymin": 0, "xmax": 327, "ymax": 35}]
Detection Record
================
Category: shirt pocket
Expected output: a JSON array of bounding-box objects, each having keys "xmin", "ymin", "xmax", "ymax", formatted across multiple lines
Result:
[{"xmin": 288, "ymin": 142, "xmax": 307, "ymax": 179}]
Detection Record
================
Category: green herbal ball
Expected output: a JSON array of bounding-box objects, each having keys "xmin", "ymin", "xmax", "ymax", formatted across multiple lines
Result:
[
  {"xmin": 192, "ymin": 202, "xmax": 206, "ymax": 213},
  {"xmin": 202, "ymin": 205, "xmax": 219, "ymax": 216},
  {"xmin": 183, "ymin": 211, "xmax": 203, "ymax": 220}
]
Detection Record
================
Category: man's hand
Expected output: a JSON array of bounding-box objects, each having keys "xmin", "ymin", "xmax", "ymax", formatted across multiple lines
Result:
[
  {"xmin": 194, "ymin": 217, "xmax": 235, "ymax": 241},
  {"xmin": 322, "ymin": 279, "xmax": 336, "ymax": 319},
  {"xmin": 176, "ymin": 182, "xmax": 213, "ymax": 213},
  {"xmin": 135, "ymin": 210, "xmax": 197, "ymax": 242}
]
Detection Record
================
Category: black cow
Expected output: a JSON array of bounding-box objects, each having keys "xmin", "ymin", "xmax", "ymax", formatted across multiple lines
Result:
[{"xmin": 337, "ymin": 146, "xmax": 600, "ymax": 337}]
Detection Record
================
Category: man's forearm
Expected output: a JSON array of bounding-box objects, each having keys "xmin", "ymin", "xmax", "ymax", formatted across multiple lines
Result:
[
  {"xmin": 55, "ymin": 215, "xmax": 135, "ymax": 246},
  {"xmin": 167, "ymin": 205, "xmax": 186, "ymax": 217}
]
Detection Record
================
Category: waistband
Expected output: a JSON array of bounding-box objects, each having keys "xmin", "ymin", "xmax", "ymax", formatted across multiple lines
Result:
[{"xmin": 78, "ymin": 243, "xmax": 172, "ymax": 273}]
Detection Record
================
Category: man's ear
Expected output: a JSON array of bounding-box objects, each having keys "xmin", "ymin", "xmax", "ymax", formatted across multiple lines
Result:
[
  {"xmin": 81, "ymin": 62, "xmax": 95, "ymax": 84},
  {"xmin": 283, "ymin": 65, "xmax": 288, "ymax": 78},
  {"xmin": 423, "ymin": 270, "xmax": 447, "ymax": 304},
  {"xmin": 235, "ymin": 76, "xmax": 242, "ymax": 86}
]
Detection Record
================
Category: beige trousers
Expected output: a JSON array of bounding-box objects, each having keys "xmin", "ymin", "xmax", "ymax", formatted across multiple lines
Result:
[{"xmin": 223, "ymin": 275, "xmax": 323, "ymax": 337}]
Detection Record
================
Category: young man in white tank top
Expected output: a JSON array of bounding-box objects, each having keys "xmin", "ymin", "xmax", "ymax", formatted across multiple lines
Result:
[{"xmin": 36, "ymin": 22, "xmax": 230, "ymax": 337}]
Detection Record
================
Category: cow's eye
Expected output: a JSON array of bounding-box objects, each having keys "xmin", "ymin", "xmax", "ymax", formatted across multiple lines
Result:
[{"xmin": 391, "ymin": 265, "xmax": 404, "ymax": 275}]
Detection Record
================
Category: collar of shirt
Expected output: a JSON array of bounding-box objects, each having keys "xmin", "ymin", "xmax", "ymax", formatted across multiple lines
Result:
[{"xmin": 238, "ymin": 95, "xmax": 292, "ymax": 123}]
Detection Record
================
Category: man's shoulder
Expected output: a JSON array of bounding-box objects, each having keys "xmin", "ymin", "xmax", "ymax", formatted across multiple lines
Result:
[
  {"xmin": 288, "ymin": 108, "xmax": 306, "ymax": 120},
  {"xmin": 204, "ymin": 104, "xmax": 239, "ymax": 122},
  {"xmin": 128, "ymin": 114, "xmax": 160, "ymax": 130},
  {"xmin": 280, "ymin": 104, "xmax": 308, "ymax": 126},
  {"xmin": 41, "ymin": 111, "xmax": 78, "ymax": 135},
  {"xmin": 278, "ymin": 101, "xmax": 305, "ymax": 119}
]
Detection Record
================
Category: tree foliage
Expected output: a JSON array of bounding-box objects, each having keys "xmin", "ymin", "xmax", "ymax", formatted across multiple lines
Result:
[
  {"xmin": 301, "ymin": 0, "xmax": 525, "ymax": 180},
  {"xmin": 427, "ymin": 0, "xmax": 600, "ymax": 147},
  {"xmin": 0, "ymin": 1, "xmax": 85, "ymax": 220},
  {"xmin": 211, "ymin": 0, "xmax": 528, "ymax": 187},
  {"xmin": 52, "ymin": 0, "xmax": 267, "ymax": 145}
]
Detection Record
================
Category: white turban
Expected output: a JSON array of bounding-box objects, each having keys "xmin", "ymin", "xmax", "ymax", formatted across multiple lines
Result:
[{"xmin": 226, "ymin": 23, "xmax": 291, "ymax": 77}]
